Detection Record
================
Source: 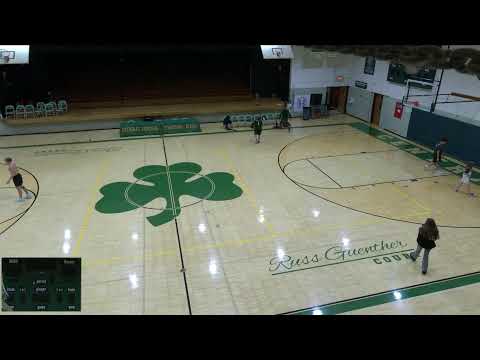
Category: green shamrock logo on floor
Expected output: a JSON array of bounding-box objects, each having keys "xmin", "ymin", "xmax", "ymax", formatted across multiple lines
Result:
[{"xmin": 95, "ymin": 162, "xmax": 243, "ymax": 226}]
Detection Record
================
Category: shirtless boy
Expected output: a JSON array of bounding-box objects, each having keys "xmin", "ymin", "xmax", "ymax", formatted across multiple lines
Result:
[{"xmin": 3, "ymin": 157, "xmax": 32, "ymax": 202}]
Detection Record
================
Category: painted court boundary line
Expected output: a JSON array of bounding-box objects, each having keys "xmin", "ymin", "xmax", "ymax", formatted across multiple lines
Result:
[
  {"xmin": 383, "ymin": 127, "xmax": 480, "ymax": 176},
  {"xmin": 277, "ymin": 123, "xmax": 480, "ymax": 228},
  {"xmin": 349, "ymin": 122, "xmax": 480, "ymax": 185},
  {"xmin": 0, "ymin": 122, "xmax": 352, "ymax": 150},
  {"xmin": 0, "ymin": 167, "xmax": 40, "ymax": 237},
  {"xmin": 280, "ymin": 270, "xmax": 480, "ymax": 315},
  {"xmin": 306, "ymin": 159, "xmax": 342, "ymax": 188},
  {"xmin": 162, "ymin": 136, "xmax": 192, "ymax": 315},
  {"xmin": 285, "ymin": 159, "xmax": 452, "ymax": 190}
]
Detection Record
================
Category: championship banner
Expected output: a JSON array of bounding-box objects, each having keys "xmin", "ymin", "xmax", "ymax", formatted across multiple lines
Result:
[{"xmin": 293, "ymin": 95, "xmax": 311, "ymax": 113}]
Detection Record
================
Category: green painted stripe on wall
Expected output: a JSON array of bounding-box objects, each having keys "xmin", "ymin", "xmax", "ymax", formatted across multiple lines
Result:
[{"xmin": 289, "ymin": 272, "xmax": 480, "ymax": 315}]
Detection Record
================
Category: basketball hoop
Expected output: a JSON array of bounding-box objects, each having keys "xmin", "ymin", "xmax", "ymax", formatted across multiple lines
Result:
[
  {"xmin": 272, "ymin": 48, "xmax": 283, "ymax": 58},
  {"xmin": 406, "ymin": 100, "xmax": 420, "ymax": 107},
  {"xmin": 0, "ymin": 50, "xmax": 15, "ymax": 64}
]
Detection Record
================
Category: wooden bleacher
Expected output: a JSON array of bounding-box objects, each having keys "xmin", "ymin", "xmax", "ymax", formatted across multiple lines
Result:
[
  {"xmin": 70, "ymin": 92, "xmax": 253, "ymax": 109},
  {"xmin": 4, "ymin": 70, "xmax": 283, "ymax": 126}
]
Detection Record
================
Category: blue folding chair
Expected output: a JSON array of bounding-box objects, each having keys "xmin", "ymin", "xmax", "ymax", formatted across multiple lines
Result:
[
  {"xmin": 45, "ymin": 102, "xmax": 56, "ymax": 116},
  {"xmin": 15, "ymin": 105, "xmax": 26, "ymax": 119},
  {"xmin": 36, "ymin": 102, "xmax": 46, "ymax": 117},
  {"xmin": 236, "ymin": 115, "xmax": 245, "ymax": 127},
  {"xmin": 244, "ymin": 114, "xmax": 253, "ymax": 127},
  {"xmin": 25, "ymin": 104, "xmax": 35, "ymax": 118},
  {"xmin": 57, "ymin": 100, "xmax": 68, "ymax": 114},
  {"xmin": 5, "ymin": 105, "xmax": 15, "ymax": 118}
]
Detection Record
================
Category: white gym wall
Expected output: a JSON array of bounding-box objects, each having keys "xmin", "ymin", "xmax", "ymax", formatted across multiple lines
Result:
[{"xmin": 290, "ymin": 45, "xmax": 480, "ymax": 126}]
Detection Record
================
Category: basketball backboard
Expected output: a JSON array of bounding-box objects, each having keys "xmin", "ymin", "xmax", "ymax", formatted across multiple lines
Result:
[
  {"xmin": 260, "ymin": 45, "xmax": 294, "ymax": 59},
  {"xmin": 0, "ymin": 45, "xmax": 29, "ymax": 65}
]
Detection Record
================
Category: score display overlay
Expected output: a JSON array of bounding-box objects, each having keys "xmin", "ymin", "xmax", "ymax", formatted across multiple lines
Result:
[{"xmin": 2, "ymin": 258, "xmax": 81, "ymax": 312}]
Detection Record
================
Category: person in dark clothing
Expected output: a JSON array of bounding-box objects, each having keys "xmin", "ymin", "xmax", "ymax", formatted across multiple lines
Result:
[
  {"xmin": 426, "ymin": 137, "xmax": 448, "ymax": 169},
  {"xmin": 223, "ymin": 115, "xmax": 233, "ymax": 130},
  {"xmin": 251, "ymin": 116, "xmax": 263, "ymax": 144},
  {"xmin": 409, "ymin": 218, "xmax": 440, "ymax": 274},
  {"xmin": 278, "ymin": 106, "xmax": 292, "ymax": 132}
]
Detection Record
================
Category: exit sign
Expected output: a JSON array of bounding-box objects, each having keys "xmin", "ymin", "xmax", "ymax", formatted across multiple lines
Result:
[{"xmin": 336, "ymin": 75, "xmax": 344, "ymax": 81}]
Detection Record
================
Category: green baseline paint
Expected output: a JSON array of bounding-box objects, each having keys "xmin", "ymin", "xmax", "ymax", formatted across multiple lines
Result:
[
  {"xmin": 95, "ymin": 161, "xmax": 243, "ymax": 226},
  {"xmin": 0, "ymin": 122, "xmax": 352, "ymax": 150},
  {"xmin": 349, "ymin": 122, "xmax": 480, "ymax": 185},
  {"xmin": 285, "ymin": 271, "xmax": 480, "ymax": 315}
]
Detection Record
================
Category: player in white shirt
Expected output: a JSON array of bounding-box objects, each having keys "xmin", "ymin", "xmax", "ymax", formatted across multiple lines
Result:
[{"xmin": 455, "ymin": 162, "xmax": 475, "ymax": 197}]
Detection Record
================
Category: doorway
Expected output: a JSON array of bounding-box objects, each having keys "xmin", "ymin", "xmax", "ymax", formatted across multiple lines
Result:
[
  {"xmin": 328, "ymin": 86, "xmax": 348, "ymax": 113},
  {"xmin": 371, "ymin": 93, "xmax": 383, "ymax": 126}
]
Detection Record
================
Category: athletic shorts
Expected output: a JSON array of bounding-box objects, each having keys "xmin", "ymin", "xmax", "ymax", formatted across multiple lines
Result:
[
  {"xmin": 461, "ymin": 174, "xmax": 471, "ymax": 184},
  {"xmin": 13, "ymin": 174, "xmax": 23, "ymax": 187}
]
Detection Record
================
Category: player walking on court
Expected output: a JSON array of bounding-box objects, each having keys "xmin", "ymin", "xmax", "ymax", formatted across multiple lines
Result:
[
  {"xmin": 455, "ymin": 162, "xmax": 475, "ymax": 197},
  {"xmin": 425, "ymin": 137, "xmax": 448, "ymax": 170},
  {"xmin": 3, "ymin": 157, "xmax": 32, "ymax": 202},
  {"xmin": 409, "ymin": 218, "xmax": 439, "ymax": 275},
  {"xmin": 279, "ymin": 105, "xmax": 292, "ymax": 132},
  {"xmin": 251, "ymin": 116, "xmax": 263, "ymax": 144}
]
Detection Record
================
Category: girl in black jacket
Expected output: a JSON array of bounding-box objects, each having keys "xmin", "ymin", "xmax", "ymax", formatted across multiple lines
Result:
[
  {"xmin": 223, "ymin": 115, "xmax": 233, "ymax": 130},
  {"xmin": 409, "ymin": 218, "xmax": 439, "ymax": 275}
]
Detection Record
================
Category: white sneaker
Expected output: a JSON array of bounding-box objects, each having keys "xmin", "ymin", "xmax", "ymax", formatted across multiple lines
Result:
[
  {"xmin": 25, "ymin": 192, "xmax": 33, "ymax": 199},
  {"xmin": 16, "ymin": 198, "xmax": 25, "ymax": 203}
]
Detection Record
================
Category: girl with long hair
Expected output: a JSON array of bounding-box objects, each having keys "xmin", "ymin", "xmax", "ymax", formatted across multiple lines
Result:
[{"xmin": 409, "ymin": 218, "xmax": 439, "ymax": 275}]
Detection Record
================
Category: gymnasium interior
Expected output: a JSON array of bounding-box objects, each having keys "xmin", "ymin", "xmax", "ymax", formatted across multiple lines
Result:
[{"xmin": 1, "ymin": 45, "xmax": 480, "ymax": 315}]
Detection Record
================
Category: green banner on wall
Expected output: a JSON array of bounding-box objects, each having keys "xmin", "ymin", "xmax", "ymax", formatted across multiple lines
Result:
[{"xmin": 120, "ymin": 118, "xmax": 201, "ymax": 137}]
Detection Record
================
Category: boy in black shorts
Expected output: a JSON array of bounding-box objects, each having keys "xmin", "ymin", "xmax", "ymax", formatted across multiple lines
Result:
[
  {"xmin": 426, "ymin": 137, "xmax": 448, "ymax": 170},
  {"xmin": 251, "ymin": 116, "xmax": 263, "ymax": 144},
  {"xmin": 278, "ymin": 106, "xmax": 292, "ymax": 132},
  {"xmin": 3, "ymin": 157, "xmax": 32, "ymax": 202}
]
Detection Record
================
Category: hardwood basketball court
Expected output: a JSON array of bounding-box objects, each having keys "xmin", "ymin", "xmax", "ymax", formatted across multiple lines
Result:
[{"xmin": 1, "ymin": 113, "xmax": 479, "ymax": 314}]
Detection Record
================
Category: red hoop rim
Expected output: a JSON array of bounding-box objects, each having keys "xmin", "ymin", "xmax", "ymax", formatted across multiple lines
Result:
[{"xmin": 406, "ymin": 100, "xmax": 420, "ymax": 107}]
